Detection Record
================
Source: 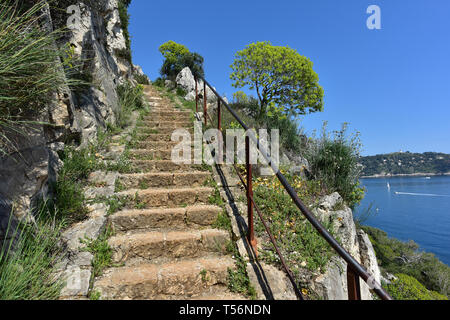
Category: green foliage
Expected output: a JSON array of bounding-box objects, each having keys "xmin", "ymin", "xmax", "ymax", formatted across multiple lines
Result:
[
  {"xmin": 385, "ymin": 273, "xmax": 448, "ymax": 300},
  {"xmin": 105, "ymin": 195, "xmax": 127, "ymax": 215},
  {"xmin": 232, "ymin": 91, "xmax": 249, "ymax": 104},
  {"xmin": 359, "ymin": 152, "xmax": 450, "ymax": 176},
  {"xmin": 116, "ymin": 81, "xmax": 146, "ymax": 128},
  {"xmin": 81, "ymin": 225, "xmax": 115, "ymax": 278},
  {"xmin": 227, "ymin": 249, "xmax": 257, "ymax": 300},
  {"xmin": 117, "ymin": 0, "xmax": 132, "ymax": 63},
  {"xmin": 134, "ymin": 73, "xmax": 150, "ymax": 85},
  {"xmin": 152, "ymin": 77, "xmax": 165, "ymax": 88},
  {"xmin": 230, "ymin": 41, "xmax": 324, "ymax": 120},
  {"xmin": 219, "ymin": 95, "xmax": 304, "ymax": 153},
  {"xmin": 0, "ymin": 213, "xmax": 64, "ymax": 300},
  {"xmin": 159, "ymin": 40, "xmax": 189, "ymax": 63},
  {"xmin": 158, "ymin": 41, "xmax": 204, "ymax": 80},
  {"xmin": 176, "ymin": 87, "xmax": 187, "ymax": 97},
  {"xmin": 212, "ymin": 211, "xmax": 231, "ymax": 231},
  {"xmin": 253, "ymin": 173, "xmax": 334, "ymax": 274},
  {"xmin": 305, "ymin": 122, "xmax": 365, "ymax": 209},
  {"xmin": 208, "ymin": 185, "xmax": 224, "ymax": 207},
  {"xmin": 52, "ymin": 146, "xmax": 103, "ymax": 226},
  {"xmin": 0, "ymin": 1, "xmax": 71, "ymax": 155},
  {"xmin": 363, "ymin": 225, "xmax": 450, "ymax": 298}
]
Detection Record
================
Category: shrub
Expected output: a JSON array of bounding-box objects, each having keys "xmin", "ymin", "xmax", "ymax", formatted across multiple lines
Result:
[
  {"xmin": 385, "ymin": 273, "xmax": 448, "ymax": 300},
  {"xmin": 363, "ymin": 225, "xmax": 450, "ymax": 297},
  {"xmin": 305, "ymin": 122, "xmax": 364, "ymax": 209}
]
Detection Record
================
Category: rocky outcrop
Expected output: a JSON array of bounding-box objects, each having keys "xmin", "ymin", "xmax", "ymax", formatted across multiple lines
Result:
[
  {"xmin": 63, "ymin": 0, "xmax": 133, "ymax": 144},
  {"xmin": 310, "ymin": 192, "xmax": 382, "ymax": 300},
  {"xmin": 175, "ymin": 67, "xmax": 218, "ymax": 102},
  {"xmin": 0, "ymin": 0, "xmax": 134, "ymax": 234}
]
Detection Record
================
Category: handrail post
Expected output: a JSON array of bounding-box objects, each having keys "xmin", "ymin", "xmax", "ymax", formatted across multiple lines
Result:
[
  {"xmin": 246, "ymin": 136, "xmax": 257, "ymax": 255},
  {"xmin": 203, "ymin": 81, "xmax": 207, "ymax": 126},
  {"xmin": 217, "ymin": 99, "xmax": 222, "ymax": 162},
  {"xmin": 195, "ymin": 77, "xmax": 198, "ymax": 113},
  {"xmin": 347, "ymin": 265, "xmax": 362, "ymax": 300},
  {"xmin": 217, "ymin": 99, "xmax": 221, "ymax": 132}
]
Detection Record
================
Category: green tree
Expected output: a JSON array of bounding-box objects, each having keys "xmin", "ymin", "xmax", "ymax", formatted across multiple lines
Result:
[
  {"xmin": 230, "ymin": 41, "xmax": 324, "ymax": 119},
  {"xmin": 158, "ymin": 41, "xmax": 204, "ymax": 80}
]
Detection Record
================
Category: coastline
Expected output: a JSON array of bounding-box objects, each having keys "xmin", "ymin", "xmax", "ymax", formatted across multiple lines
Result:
[{"xmin": 361, "ymin": 172, "xmax": 450, "ymax": 179}]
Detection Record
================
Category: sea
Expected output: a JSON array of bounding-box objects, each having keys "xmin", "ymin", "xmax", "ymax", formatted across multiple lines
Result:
[{"xmin": 355, "ymin": 176, "xmax": 450, "ymax": 266}]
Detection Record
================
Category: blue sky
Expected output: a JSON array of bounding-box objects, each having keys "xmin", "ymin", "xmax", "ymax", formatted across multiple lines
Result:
[{"xmin": 129, "ymin": 0, "xmax": 450, "ymax": 156}]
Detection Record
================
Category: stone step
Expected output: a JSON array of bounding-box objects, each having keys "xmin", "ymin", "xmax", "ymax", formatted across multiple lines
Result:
[
  {"xmin": 110, "ymin": 205, "xmax": 222, "ymax": 233},
  {"xmin": 136, "ymin": 133, "xmax": 198, "ymax": 142},
  {"xmin": 94, "ymin": 256, "xmax": 235, "ymax": 300},
  {"xmin": 109, "ymin": 229, "xmax": 229, "ymax": 264},
  {"xmin": 129, "ymin": 149, "xmax": 196, "ymax": 161},
  {"xmin": 137, "ymin": 127, "xmax": 194, "ymax": 136},
  {"xmin": 130, "ymin": 160, "xmax": 207, "ymax": 173},
  {"xmin": 117, "ymin": 172, "xmax": 211, "ymax": 189},
  {"xmin": 144, "ymin": 117, "xmax": 192, "ymax": 124},
  {"xmin": 187, "ymin": 291, "xmax": 246, "ymax": 300},
  {"xmin": 139, "ymin": 121, "xmax": 192, "ymax": 128},
  {"xmin": 146, "ymin": 112, "xmax": 192, "ymax": 121},
  {"xmin": 118, "ymin": 187, "xmax": 214, "ymax": 208},
  {"xmin": 134, "ymin": 140, "xmax": 182, "ymax": 149},
  {"xmin": 145, "ymin": 112, "xmax": 191, "ymax": 118}
]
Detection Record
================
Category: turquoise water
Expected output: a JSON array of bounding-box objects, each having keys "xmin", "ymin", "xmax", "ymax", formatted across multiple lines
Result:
[{"xmin": 356, "ymin": 176, "xmax": 450, "ymax": 266}]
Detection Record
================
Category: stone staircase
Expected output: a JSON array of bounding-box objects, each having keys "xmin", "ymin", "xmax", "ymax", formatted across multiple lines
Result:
[{"xmin": 93, "ymin": 85, "xmax": 244, "ymax": 300}]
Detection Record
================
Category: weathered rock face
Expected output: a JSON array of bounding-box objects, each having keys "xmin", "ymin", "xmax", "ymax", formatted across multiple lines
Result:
[
  {"xmin": 63, "ymin": 0, "xmax": 133, "ymax": 144},
  {"xmin": 0, "ymin": 0, "xmax": 133, "ymax": 232},
  {"xmin": 310, "ymin": 192, "xmax": 382, "ymax": 300},
  {"xmin": 175, "ymin": 67, "xmax": 218, "ymax": 102}
]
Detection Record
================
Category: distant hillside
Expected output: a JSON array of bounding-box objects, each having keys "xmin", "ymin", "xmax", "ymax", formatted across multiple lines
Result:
[{"xmin": 359, "ymin": 152, "xmax": 450, "ymax": 177}]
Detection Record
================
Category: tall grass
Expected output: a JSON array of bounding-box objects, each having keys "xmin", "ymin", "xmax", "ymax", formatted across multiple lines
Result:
[
  {"xmin": 0, "ymin": 0, "xmax": 72, "ymax": 156},
  {"xmin": 116, "ymin": 81, "xmax": 146, "ymax": 128},
  {"xmin": 0, "ymin": 208, "xmax": 64, "ymax": 300}
]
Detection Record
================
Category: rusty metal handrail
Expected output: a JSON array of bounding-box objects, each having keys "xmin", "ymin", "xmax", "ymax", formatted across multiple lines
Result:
[{"xmin": 194, "ymin": 75, "xmax": 393, "ymax": 301}]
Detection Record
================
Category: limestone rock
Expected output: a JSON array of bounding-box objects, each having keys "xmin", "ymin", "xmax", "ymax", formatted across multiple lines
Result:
[
  {"xmin": 165, "ymin": 80, "xmax": 176, "ymax": 90},
  {"xmin": 175, "ymin": 67, "xmax": 218, "ymax": 102},
  {"xmin": 306, "ymin": 192, "xmax": 382, "ymax": 300}
]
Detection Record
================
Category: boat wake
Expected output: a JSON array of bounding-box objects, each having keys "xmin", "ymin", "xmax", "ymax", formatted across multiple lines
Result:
[{"xmin": 394, "ymin": 192, "xmax": 450, "ymax": 197}]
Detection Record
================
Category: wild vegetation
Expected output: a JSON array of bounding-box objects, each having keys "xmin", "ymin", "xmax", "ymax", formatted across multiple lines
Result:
[
  {"xmin": 363, "ymin": 225, "xmax": 449, "ymax": 299},
  {"xmin": 359, "ymin": 152, "xmax": 450, "ymax": 176},
  {"xmin": 0, "ymin": 211, "xmax": 64, "ymax": 300},
  {"xmin": 250, "ymin": 171, "xmax": 337, "ymax": 298},
  {"xmin": 0, "ymin": 0, "xmax": 77, "ymax": 156},
  {"xmin": 157, "ymin": 40, "xmax": 205, "ymax": 81},
  {"xmin": 305, "ymin": 122, "xmax": 365, "ymax": 209},
  {"xmin": 0, "ymin": 76, "xmax": 146, "ymax": 299}
]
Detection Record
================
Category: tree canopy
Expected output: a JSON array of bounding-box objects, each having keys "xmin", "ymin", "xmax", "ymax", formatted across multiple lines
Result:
[
  {"xmin": 230, "ymin": 41, "xmax": 324, "ymax": 119},
  {"xmin": 158, "ymin": 41, "xmax": 204, "ymax": 80}
]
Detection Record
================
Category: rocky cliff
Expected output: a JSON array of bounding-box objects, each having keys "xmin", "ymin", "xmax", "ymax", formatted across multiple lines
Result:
[
  {"xmin": 0, "ymin": 0, "xmax": 139, "ymax": 238},
  {"xmin": 309, "ymin": 192, "xmax": 381, "ymax": 299}
]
